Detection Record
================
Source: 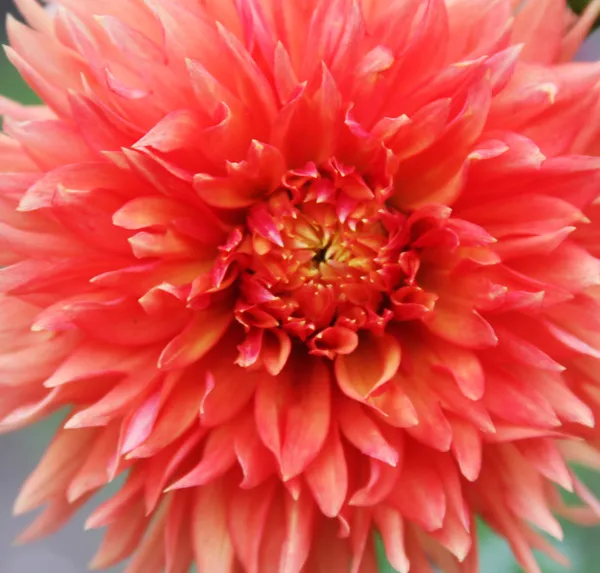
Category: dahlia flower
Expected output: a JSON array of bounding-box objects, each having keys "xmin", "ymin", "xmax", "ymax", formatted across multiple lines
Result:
[{"xmin": 4, "ymin": 0, "xmax": 600, "ymax": 571}]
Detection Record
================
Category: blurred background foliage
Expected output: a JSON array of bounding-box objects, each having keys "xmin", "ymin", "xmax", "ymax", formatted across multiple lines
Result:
[
  {"xmin": 570, "ymin": 0, "xmax": 600, "ymax": 29},
  {"xmin": 0, "ymin": 1, "xmax": 600, "ymax": 572}
]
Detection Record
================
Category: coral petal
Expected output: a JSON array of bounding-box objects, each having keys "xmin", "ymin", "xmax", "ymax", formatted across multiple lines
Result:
[
  {"xmin": 281, "ymin": 360, "xmax": 331, "ymax": 480},
  {"xmin": 158, "ymin": 307, "xmax": 232, "ymax": 370},
  {"xmin": 191, "ymin": 480, "xmax": 236, "ymax": 573},
  {"xmin": 305, "ymin": 426, "xmax": 348, "ymax": 517},
  {"xmin": 338, "ymin": 400, "xmax": 399, "ymax": 467},
  {"xmin": 335, "ymin": 332, "xmax": 401, "ymax": 401}
]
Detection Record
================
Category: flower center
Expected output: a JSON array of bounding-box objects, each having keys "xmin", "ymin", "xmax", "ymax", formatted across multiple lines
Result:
[{"xmin": 212, "ymin": 160, "xmax": 441, "ymax": 364}]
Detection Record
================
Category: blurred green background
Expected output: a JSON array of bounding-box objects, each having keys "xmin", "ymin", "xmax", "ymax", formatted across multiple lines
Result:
[{"xmin": 1, "ymin": 1, "xmax": 600, "ymax": 572}]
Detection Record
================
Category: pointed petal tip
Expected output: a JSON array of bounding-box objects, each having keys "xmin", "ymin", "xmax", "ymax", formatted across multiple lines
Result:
[{"xmin": 12, "ymin": 495, "xmax": 29, "ymax": 517}]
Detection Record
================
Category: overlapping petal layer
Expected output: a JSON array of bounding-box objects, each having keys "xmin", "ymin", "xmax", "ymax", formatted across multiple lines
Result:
[{"xmin": 3, "ymin": 0, "xmax": 600, "ymax": 571}]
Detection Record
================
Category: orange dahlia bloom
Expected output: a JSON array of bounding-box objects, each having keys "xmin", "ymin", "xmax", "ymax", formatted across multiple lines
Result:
[{"xmin": 4, "ymin": 0, "xmax": 600, "ymax": 571}]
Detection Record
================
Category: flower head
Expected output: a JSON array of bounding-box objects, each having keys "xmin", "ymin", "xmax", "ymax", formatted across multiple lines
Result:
[{"xmin": 3, "ymin": 0, "xmax": 600, "ymax": 571}]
